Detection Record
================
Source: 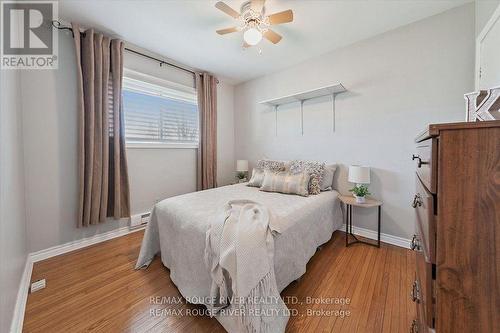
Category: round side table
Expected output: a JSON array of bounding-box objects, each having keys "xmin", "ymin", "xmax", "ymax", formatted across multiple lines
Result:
[{"xmin": 339, "ymin": 195, "xmax": 383, "ymax": 248}]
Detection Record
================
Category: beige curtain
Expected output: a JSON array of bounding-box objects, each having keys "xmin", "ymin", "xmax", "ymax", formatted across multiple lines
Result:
[
  {"xmin": 72, "ymin": 23, "xmax": 131, "ymax": 227},
  {"xmin": 196, "ymin": 73, "xmax": 218, "ymax": 191}
]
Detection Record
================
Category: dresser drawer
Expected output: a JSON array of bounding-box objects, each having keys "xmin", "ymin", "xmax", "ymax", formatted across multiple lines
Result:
[
  {"xmin": 414, "ymin": 138, "xmax": 437, "ymax": 193},
  {"xmin": 415, "ymin": 250, "xmax": 434, "ymax": 329},
  {"xmin": 413, "ymin": 279, "xmax": 429, "ymax": 333},
  {"xmin": 412, "ymin": 200, "xmax": 435, "ymax": 330},
  {"xmin": 413, "ymin": 177, "xmax": 436, "ymax": 264}
]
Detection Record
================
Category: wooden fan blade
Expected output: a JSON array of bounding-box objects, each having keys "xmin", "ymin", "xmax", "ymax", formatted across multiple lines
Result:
[
  {"xmin": 215, "ymin": 1, "xmax": 240, "ymax": 19},
  {"xmin": 250, "ymin": 0, "xmax": 265, "ymax": 13},
  {"xmin": 268, "ymin": 9, "xmax": 293, "ymax": 25},
  {"xmin": 263, "ymin": 29, "xmax": 282, "ymax": 44},
  {"xmin": 216, "ymin": 27, "xmax": 238, "ymax": 35}
]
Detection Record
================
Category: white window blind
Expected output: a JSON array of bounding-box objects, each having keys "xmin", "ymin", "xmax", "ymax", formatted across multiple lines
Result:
[{"xmin": 122, "ymin": 71, "xmax": 198, "ymax": 147}]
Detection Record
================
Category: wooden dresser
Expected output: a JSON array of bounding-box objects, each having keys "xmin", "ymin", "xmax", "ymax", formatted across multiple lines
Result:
[{"xmin": 410, "ymin": 121, "xmax": 500, "ymax": 333}]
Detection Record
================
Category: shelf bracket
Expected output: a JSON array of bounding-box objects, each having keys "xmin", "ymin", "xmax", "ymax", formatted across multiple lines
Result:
[
  {"xmin": 300, "ymin": 100, "xmax": 304, "ymax": 136},
  {"xmin": 332, "ymin": 93, "xmax": 336, "ymax": 133},
  {"xmin": 274, "ymin": 105, "xmax": 278, "ymax": 136}
]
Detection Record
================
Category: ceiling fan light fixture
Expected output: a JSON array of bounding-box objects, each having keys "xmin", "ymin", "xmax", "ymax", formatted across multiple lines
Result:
[
  {"xmin": 215, "ymin": 1, "xmax": 292, "ymax": 47},
  {"xmin": 243, "ymin": 27, "xmax": 262, "ymax": 45}
]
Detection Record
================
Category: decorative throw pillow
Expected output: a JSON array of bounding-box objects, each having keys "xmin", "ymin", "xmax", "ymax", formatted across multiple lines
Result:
[
  {"xmin": 247, "ymin": 168, "xmax": 265, "ymax": 187},
  {"xmin": 260, "ymin": 171, "xmax": 310, "ymax": 197},
  {"xmin": 320, "ymin": 164, "xmax": 337, "ymax": 191},
  {"xmin": 289, "ymin": 160, "xmax": 325, "ymax": 195},
  {"xmin": 256, "ymin": 159, "xmax": 286, "ymax": 172}
]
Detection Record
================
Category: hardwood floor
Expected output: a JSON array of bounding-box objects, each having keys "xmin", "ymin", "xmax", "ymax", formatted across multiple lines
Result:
[{"xmin": 23, "ymin": 230, "xmax": 415, "ymax": 332}]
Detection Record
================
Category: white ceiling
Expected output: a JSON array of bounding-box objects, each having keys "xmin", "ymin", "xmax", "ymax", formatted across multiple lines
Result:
[{"xmin": 59, "ymin": 0, "xmax": 471, "ymax": 84}]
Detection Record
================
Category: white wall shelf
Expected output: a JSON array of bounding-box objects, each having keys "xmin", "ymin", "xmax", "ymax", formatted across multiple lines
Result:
[
  {"xmin": 258, "ymin": 83, "xmax": 346, "ymax": 107},
  {"xmin": 258, "ymin": 83, "xmax": 347, "ymax": 135}
]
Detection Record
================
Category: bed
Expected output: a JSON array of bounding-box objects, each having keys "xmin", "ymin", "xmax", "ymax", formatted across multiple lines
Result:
[{"xmin": 136, "ymin": 183, "xmax": 343, "ymax": 329}]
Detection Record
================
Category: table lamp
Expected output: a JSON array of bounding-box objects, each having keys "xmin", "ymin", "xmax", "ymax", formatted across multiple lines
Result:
[
  {"xmin": 348, "ymin": 165, "xmax": 371, "ymax": 203},
  {"xmin": 236, "ymin": 160, "xmax": 249, "ymax": 183}
]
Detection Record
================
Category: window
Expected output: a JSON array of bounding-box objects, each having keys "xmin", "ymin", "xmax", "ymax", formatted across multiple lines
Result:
[{"xmin": 122, "ymin": 70, "xmax": 198, "ymax": 148}]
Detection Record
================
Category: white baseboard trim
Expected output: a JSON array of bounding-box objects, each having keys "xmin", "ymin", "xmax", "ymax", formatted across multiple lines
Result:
[
  {"xmin": 10, "ymin": 255, "xmax": 33, "ymax": 333},
  {"xmin": 10, "ymin": 224, "xmax": 146, "ymax": 332},
  {"xmin": 339, "ymin": 224, "xmax": 411, "ymax": 249},
  {"xmin": 30, "ymin": 225, "xmax": 146, "ymax": 263}
]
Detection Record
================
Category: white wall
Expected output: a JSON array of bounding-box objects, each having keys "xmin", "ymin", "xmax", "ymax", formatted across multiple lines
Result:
[
  {"xmin": 0, "ymin": 70, "xmax": 28, "ymax": 332},
  {"xmin": 20, "ymin": 31, "xmax": 235, "ymax": 252},
  {"xmin": 233, "ymin": 4, "xmax": 475, "ymax": 239},
  {"xmin": 476, "ymin": 0, "xmax": 500, "ymax": 35}
]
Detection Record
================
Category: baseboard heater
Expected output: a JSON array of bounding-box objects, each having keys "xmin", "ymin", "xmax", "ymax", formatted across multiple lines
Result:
[{"xmin": 130, "ymin": 212, "xmax": 151, "ymax": 227}]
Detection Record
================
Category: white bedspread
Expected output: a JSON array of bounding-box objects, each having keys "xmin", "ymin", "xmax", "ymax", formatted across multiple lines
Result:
[{"xmin": 136, "ymin": 184, "xmax": 342, "ymax": 329}]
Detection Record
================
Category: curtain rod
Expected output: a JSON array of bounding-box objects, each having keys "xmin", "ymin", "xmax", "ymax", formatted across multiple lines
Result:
[
  {"xmin": 51, "ymin": 20, "xmax": 200, "ymax": 77},
  {"xmin": 123, "ymin": 48, "xmax": 195, "ymax": 75}
]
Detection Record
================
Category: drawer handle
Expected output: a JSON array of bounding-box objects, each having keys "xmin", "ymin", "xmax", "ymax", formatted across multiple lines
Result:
[
  {"xmin": 410, "ymin": 235, "xmax": 422, "ymax": 252},
  {"xmin": 411, "ymin": 280, "xmax": 420, "ymax": 303},
  {"xmin": 410, "ymin": 235, "xmax": 417, "ymax": 250},
  {"xmin": 410, "ymin": 319, "xmax": 419, "ymax": 333},
  {"xmin": 412, "ymin": 194, "xmax": 422, "ymax": 208},
  {"xmin": 412, "ymin": 154, "xmax": 429, "ymax": 168}
]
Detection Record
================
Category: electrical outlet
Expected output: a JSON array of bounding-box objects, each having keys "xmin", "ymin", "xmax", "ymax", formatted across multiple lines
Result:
[{"xmin": 30, "ymin": 279, "xmax": 46, "ymax": 293}]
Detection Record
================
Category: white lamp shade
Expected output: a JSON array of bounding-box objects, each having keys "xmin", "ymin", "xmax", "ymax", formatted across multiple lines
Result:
[
  {"xmin": 236, "ymin": 160, "xmax": 249, "ymax": 172},
  {"xmin": 348, "ymin": 165, "xmax": 370, "ymax": 184}
]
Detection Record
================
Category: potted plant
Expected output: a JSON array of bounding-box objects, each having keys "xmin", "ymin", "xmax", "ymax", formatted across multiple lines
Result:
[
  {"xmin": 349, "ymin": 185, "xmax": 371, "ymax": 204},
  {"xmin": 236, "ymin": 171, "xmax": 247, "ymax": 183}
]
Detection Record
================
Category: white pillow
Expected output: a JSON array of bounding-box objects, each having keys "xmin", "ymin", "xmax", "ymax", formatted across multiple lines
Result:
[
  {"xmin": 260, "ymin": 170, "xmax": 310, "ymax": 197},
  {"xmin": 247, "ymin": 168, "xmax": 265, "ymax": 187},
  {"xmin": 320, "ymin": 164, "xmax": 337, "ymax": 191}
]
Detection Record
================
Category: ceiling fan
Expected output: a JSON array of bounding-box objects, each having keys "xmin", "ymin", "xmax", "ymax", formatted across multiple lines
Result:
[{"xmin": 215, "ymin": 0, "xmax": 294, "ymax": 47}]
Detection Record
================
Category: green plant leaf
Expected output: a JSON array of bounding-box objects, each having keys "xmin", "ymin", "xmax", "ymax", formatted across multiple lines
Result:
[{"xmin": 349, "ymin": 185, "xmax": 371, "ymax": 197}]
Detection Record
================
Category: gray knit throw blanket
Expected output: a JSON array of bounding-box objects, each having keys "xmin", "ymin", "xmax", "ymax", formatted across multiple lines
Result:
[{"xmin": 204, "ymin": 200, "xmax": 289, "ymax": 333}]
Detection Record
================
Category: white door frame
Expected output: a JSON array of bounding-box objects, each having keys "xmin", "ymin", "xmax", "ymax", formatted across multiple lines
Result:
[{"xmin": 475, "ymin": 3, "xmax": 500, "ymax": 90}]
